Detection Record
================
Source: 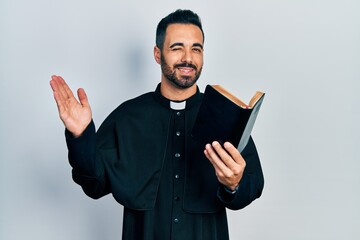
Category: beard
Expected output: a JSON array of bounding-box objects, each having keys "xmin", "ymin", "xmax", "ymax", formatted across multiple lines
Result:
[{"xmin": 160, "ymin": 53, "xmax": 202, "ymax": 89}]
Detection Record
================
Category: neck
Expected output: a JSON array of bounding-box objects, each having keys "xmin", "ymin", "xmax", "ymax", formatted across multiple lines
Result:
[{"xmin": 160, "ymin": 78, "xmax": 197, "ymax": 101}]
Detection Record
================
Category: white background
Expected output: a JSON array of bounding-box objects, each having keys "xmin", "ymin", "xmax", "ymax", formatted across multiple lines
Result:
[{"xmin": 0, "ymin": 0, "xmax": 359, "ymax": 239}]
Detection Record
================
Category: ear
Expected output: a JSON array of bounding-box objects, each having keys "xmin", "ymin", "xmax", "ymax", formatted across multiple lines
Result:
[{"xmin": 154, "ymin": 46, "xmax": 161, "ymax": 64}]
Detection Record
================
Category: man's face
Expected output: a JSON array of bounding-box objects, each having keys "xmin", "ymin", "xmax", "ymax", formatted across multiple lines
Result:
[{"xmin": 159, "ymin": 24, "xmax": 204, "ymax": 89}]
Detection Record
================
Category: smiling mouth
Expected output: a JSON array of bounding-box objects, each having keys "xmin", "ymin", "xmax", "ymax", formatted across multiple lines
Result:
[{"xmin": 178, "ymin": 67, "xmax": 195, "ymax": 75}]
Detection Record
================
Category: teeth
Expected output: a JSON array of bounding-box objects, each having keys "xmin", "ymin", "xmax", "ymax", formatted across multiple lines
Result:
[{"xmin": 179, "ymin": 68, "xmax": 193, "ymax": 73}]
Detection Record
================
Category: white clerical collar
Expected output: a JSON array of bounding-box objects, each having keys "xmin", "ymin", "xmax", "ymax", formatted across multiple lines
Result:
[{"xmin": 170, "ymin": 101, "xmax": 186, "ymax": 110}]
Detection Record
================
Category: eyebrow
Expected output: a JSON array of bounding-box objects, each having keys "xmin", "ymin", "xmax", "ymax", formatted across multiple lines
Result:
[
  {"xmin": 193, "ymin": 43, "xmax": 204, "ymax": 49},
  {"xmin": 169, "ymin": 42, "xmax": 204, "ymax": 49}
]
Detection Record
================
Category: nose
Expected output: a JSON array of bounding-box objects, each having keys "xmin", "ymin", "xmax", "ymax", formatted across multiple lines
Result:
[{"xmin": 181, "ymin": 48, "xmax": 193, "ymax": 63}]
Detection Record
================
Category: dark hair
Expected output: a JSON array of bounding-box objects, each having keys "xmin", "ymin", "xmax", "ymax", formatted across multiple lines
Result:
[{"xmin": 156, "ymin": 9, "xmax": 204, "ymax": 50}]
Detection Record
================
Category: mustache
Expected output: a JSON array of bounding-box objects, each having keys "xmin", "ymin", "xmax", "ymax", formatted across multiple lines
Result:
[{"xmin": 174, "ymin": 62, "xmax": 197, "ymax": 71}]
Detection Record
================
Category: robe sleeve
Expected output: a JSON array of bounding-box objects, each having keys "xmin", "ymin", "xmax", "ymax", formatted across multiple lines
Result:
[
  {"xmin": 216, "ymin": 137, "xmax": 264, "ymax": 210},
  {"xmin": 65, "ymin": 120, "xmax": 111, "ymax": 199}
]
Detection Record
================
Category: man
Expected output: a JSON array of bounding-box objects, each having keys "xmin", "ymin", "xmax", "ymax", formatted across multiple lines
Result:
[{"xmin": 50, "ymin": 9, "xmax": 264, "ymax": 240}]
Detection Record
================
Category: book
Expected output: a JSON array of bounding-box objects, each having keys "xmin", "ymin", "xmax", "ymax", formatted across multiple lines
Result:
[{"xmin": 191, "ymin": 84, "xmax": 265, "ymax": 153}]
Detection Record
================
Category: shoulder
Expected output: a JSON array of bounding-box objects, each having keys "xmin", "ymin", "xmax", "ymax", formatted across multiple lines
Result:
[
  {"xmin": 121, "ymin": 91, "xmax": 155, "ymax": 109},
  {"xmin": 117, "ymin": 91, "xmax": 157, "ymax": 114},
  {"xmin": 104, "ymin": 91, "xmax": 157, "ymax": 121},
  {"xmin": 96, "ymin": 91, "xmax": 156, "ymax": 132}
]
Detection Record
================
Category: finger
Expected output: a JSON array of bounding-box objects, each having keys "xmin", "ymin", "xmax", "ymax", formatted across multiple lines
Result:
[
  {"xmin": 52, "ymin": 75, "xmax": 75, "ymax": 101},
  {"xmin": 50, "ymin": 75, "xmax": 69, "ymax": 101},
  {"xmin": 50, "ymin": 78, "xmax": 66, "ymax": 106},
  {"xmin": 50, "ymin": 76, "xmax": 61, "ymax": 94},
  {"xmin": 57, "ymin": 75, "xmax": 76, "ymax": 100},
  {"xmin": 77, "ymin": 88, "xmax": 90, "ymax": 107},
  {"xmin": 50, "ymin": 75, "xmax": 61, "ymax": 91},
  {"xmin": 223, "ymin": 142, "xmax": 246, "ymax": 165},
  {"xmin": 211, "ymin": 141, "xmax": 238, "ymax": 169},
  {"xmin": 52, "ymin": 91, "xmax": 67, "ymax": 115},
  {"xmin": 204, "ymin": 143, "xmax": 231, "ymax": 173},
  {"xmin": 204, "ymin": 145, "xmax": 235, "ymax": 187}
]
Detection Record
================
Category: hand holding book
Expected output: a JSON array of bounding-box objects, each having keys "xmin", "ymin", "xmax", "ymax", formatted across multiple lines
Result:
[{"xmin": 204, "ymin": 140, "xmax": 246, "ymax": 191}]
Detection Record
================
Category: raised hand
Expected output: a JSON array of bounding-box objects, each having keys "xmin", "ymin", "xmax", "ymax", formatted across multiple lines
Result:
[
  {"xmin": 204, "ymin": 141, "xmax": 246, "ymax": 191},
  {"xmin": 50, "ymin": 75, "xmax": 92, "ymax": 137}
]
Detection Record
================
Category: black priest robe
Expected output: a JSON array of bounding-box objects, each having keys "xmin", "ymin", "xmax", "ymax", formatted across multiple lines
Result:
[{"xmin": 65, "ymin": 84, "xmax": 264, "ymax": 240}]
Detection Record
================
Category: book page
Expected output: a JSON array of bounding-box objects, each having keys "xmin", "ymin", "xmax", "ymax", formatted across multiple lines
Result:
[{"xmin": 212, "ymin": 85, "xmax": 264, "ymax": 109}]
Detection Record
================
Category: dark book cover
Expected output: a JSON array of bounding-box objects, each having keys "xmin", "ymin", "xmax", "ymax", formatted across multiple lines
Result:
[{"xmin": 191, "ymin": 85, "xmax": 265, "ymax": 152}]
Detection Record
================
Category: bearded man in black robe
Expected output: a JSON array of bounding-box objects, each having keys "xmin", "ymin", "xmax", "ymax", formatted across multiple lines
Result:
[{"xmin": 50, "ymin": 9, "xmax": 264, "ymax": 240}]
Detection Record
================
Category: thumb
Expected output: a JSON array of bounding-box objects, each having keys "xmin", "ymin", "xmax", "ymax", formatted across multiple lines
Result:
[{"xmin": 77, "ymin": 88, "xmax": 90, "ymax": 107}]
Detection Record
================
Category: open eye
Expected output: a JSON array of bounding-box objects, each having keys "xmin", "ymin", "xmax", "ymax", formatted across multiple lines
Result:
[{"xmin": 193, "ymin": 47, "xmax": 203, "ymax": 53}]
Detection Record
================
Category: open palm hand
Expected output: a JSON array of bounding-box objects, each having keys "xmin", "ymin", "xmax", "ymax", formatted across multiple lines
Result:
[{"xmin": 50, "ymin": 75, "xmax": 92, "ymax": 137}]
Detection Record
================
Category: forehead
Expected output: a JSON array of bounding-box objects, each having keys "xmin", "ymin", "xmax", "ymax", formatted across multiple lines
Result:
[{"xmin": 164, "ymin": 23, "xmax": 204, "ymax": 46}]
